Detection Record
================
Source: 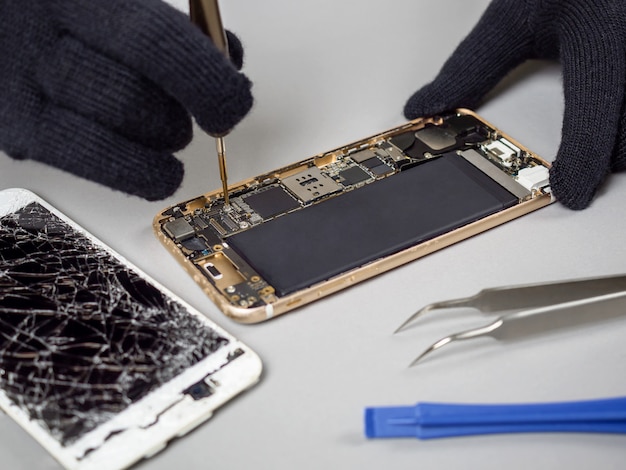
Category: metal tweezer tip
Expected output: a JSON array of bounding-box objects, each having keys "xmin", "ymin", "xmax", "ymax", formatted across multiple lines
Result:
[
  {"xmin": 393, "ymin": 304, "xmax": 437, "ymax": 334},
  {"xmin": 408, "ymin": 336, "xmax": 454, "ymax": 367},
  {"xmin": 394, "ymin": 297, "xmax": 473, "ymax": 334},
  {"xmin": 408, "ymin": 321, "xmax": 502, "ymax": 367}
]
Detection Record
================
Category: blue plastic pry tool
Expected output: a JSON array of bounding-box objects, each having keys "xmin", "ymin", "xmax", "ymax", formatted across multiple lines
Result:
[{"xmin": 364, "ymin": 396, "xmax": 626, "ymax": 439}]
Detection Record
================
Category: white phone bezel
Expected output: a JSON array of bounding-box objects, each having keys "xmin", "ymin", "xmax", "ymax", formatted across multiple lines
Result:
[{"xmin": 0, "ymin": 188, "xmax": 262, "ymax": 470}]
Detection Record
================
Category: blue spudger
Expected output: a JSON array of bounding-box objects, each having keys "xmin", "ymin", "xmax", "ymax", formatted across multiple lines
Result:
[{"xmin": 365, "ymin": 396, "xmax": 626, "ymax": 439}]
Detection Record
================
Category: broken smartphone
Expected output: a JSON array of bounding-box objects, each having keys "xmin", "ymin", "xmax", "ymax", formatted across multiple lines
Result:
[
  {"xmin": 0, "ymin": 188, "xmax": 262, "ymax": 470},
  {"xmin": 154, "ymin": 109, "xmax": 553, "ymax": 324}
]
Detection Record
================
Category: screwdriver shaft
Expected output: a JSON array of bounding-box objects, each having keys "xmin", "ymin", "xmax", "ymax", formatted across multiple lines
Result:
[
  {"xmin": 189, "ymin": 0, "xmax": 231, "ymax": 205},
  {"xmin": 216, "ymin": 136, "xmax": 229, "ymax": 205}
]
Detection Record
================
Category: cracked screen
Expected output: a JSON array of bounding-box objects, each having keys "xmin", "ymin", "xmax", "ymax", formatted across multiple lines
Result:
[{"xmin": 0, "ymin": 202, "xmax": 229, "ymax": 446}]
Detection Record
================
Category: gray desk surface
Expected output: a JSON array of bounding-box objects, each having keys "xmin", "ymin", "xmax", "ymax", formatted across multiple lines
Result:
[{"xmin": 2, "ymin": 1, "xmax": 626, "ymax": 468}]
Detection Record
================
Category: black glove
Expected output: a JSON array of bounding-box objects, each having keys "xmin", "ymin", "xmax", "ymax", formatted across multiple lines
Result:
[
  {"xmin": 0, "ymin": 0, "xmax": 252, "ymax": 200},
  {"xmin": 404, "ymin": 0, "xmax": 626, "ymax": 210}
]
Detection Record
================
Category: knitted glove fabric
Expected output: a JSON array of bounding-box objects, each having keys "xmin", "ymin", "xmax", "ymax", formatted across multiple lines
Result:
[
  {"xmin": 0, "ymin": 0, "xmax": 252, "ymax": 200},
  {"xmin": 404, "ymin": 0, "xmax": 626, "ymax": 210}
]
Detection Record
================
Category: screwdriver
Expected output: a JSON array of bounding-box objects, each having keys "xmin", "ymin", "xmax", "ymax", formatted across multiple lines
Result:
[{"xmin": 189, "ymin": 0, "xmax": 231, "ymax": 206}]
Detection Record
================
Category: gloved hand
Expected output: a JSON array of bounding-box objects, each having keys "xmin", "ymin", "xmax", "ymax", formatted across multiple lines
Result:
[
  {"xmin": 404, "ymin": 0, "xmax": 626, "ymax": 210},
  {"xmin": 0, "ymin": 0, "xmax": 252, "ymax": 200}
]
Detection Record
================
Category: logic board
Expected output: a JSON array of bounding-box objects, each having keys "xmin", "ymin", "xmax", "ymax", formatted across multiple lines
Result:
[{"xmin": 154, "ymin": 110, "xmax": 553, "ymax": 323}]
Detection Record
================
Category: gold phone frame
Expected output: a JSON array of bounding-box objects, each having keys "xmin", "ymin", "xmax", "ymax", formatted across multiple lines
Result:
[{"xmin": 154, "ymin": 109, "xmax": 553, "ymax": 323}]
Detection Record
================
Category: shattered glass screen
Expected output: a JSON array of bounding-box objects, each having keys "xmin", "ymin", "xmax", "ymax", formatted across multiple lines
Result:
[{"xmin": 0, "ymin": 202, "xmax": 229, "ymax": 446}]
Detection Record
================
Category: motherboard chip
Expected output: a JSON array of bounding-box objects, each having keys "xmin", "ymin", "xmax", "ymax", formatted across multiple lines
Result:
[
  {"xmin": 415, "ymin": 125, "xmax": 458, "ymax": 150},
  {"xmin": 163, "ymin": 218, "xmax": 195, "ymax": 242},
  {"xmin": 243, "ymin": 186, "xmax": 300, "ymax": 219},
  {"xmin": 360, "ymin": 158, "xmax": 394, "ymax": 177},
  {"xmin": 338, "ymin": 166, "xmax": 371, "ymax": 186},
  {"xmin": 369, "ymin": 163, "xmax": 394, "ymax": 176},
  {"xmin": 360, "ymin": 157, "xmax": 384, "ymax": 169},
  {"xmin": 350, "ymin": 149, "xmax": 377, "ymax": 163}
]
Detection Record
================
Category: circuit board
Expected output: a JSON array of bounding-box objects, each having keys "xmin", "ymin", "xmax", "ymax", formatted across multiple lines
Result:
[{"xmin": 154, "ymin": 110, "xmax": 552, "ymax": 323}]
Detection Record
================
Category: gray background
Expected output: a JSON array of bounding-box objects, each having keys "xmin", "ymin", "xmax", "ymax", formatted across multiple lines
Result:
[{"xmin": 2, "ymin": 0, "xmax": 626, "ymax": 468}]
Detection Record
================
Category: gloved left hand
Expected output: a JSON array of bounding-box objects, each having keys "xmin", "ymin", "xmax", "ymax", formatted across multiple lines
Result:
[
  {"xmin": 0, "ymin": 0, "xmax": 253, "ymax": 200},
  {"xmin": 404, "ymin": 0, "xmax": 626, "ymax": 210}
]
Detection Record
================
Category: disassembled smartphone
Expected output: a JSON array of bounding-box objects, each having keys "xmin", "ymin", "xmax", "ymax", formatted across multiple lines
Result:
[
  {"xmin": 0, "ymin": 188, "xmax": 262, "ymax": 470},
  {"xmin": 155, "ymin": 109, "xmax": 553, "ymax": 324}
]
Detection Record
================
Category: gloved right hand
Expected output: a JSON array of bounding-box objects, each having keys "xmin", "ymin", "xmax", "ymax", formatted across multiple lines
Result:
[
  {"xmin": 0, "ymin": 0, "xmax": 253, "ymax": 200},
  {"xmin": 403, "ymin": 0, "xmax": 626, "ymax": 210}
]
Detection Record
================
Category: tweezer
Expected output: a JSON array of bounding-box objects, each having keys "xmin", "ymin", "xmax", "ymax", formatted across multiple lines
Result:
[
  {"xmin": 393, "ymin": 274, "xmax": 626, "ymax": 366},
  {"xmin": 365, "ymin": 396, "xmax": 626, "ymax": 439}
]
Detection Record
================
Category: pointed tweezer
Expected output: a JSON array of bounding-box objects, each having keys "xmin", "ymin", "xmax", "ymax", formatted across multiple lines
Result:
[
  {"xmin": 394, "ymin": 274, "xmax": 626, "ymax": 366},
  {"xmin": 395, "ymin": 273, "xmax": 626, "ymax": 334},
  {"xmin": 410, "ymin": 291, "xmax": 626, "ymax": 366}
]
